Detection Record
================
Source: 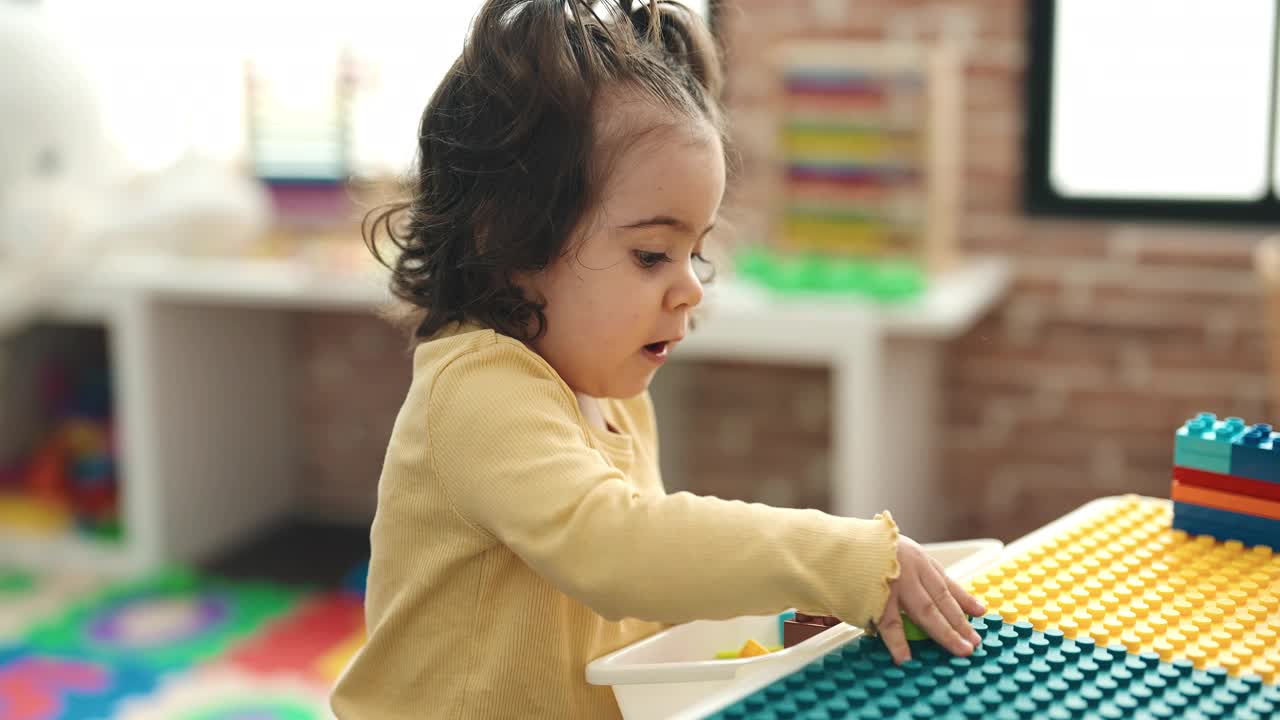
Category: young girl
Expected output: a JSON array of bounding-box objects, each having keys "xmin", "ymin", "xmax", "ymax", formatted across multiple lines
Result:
[{"xmin": 331, "ymin": 1, "xmax": 984, "ymax": 717}]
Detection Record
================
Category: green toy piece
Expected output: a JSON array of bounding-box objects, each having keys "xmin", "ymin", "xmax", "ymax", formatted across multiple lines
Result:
[
  {"xmin": 733, "ymin": 247, "xmax": 926, "ymax": 302},
  {"xmin": 901, "ymin": 612, "xmax": 928, "ymax": 641}
]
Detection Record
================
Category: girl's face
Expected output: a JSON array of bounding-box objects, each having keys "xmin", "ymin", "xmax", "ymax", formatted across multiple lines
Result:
[{"xmin": 523, "ymin": 101, "xmax": 725, "ymax": 399}]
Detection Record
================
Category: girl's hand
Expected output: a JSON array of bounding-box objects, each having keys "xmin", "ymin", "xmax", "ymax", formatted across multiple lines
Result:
[{"xmin": 876, "ymin": 535, "xmax": 986, "ymax": 664}]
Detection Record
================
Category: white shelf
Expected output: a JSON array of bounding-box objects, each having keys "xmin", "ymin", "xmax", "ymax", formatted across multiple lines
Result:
[
  {"xmin": 0, "ymin": 290, "xmax": 297, "ymax": 577},
  {"xmin": 87, "ymin": 253, "xmax": 393, "ymax": 310},
  {"xmin": 0, "ymin": 293, "xmax": 149, "ymax": 576},
  {"xmin": 81, "ymin": 252, "xmax": 1010, "ymax": 370},
  {"xmin": 41, "ymin": 285, "xmax": 120, "ymax": 324},
  {"xmin": 86, "ymin": 252, "xmax": 1010, "ymax": 339},
  {"xmin": 683, "ymin": 257, "xmax": 1010, "ymax": 364},
  {"xmin": 704, "ymin": 257, "xmax": 1011, "ymax": 339}
]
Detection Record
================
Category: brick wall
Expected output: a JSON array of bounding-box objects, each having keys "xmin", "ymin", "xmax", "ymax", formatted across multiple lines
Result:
[
  {"xmin": 711, "ymin": 0, "xmax": 1272, "ymax": 540},
  {"xmin": 295, "ymin": 0, "xmax": 1275, "ymax": 541},
  {"xmin": 295, "ymin": 311, "xmax": 408, "ymax": 521}
]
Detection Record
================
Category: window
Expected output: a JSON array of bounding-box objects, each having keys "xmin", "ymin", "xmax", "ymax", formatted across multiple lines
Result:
[
  {"xmin": 1025, "ymin": 0, "xmax": 1280, "ymax": 222},
  {"xmin": 39, "ymin": 0, "xmax": 712, "ymax": 179}
]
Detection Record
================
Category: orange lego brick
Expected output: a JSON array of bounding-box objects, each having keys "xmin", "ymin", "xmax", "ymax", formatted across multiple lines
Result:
[{"xmin": 1172, "ymin": 479, "xmax": 1280, "ymax": 521}]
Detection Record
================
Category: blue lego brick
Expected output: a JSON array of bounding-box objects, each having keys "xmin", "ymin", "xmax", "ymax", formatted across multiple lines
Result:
[
  {"xmin": 702, "ymin": 614, "xmax": 1279, "ymax": 719},
  {"xmin": 779, "ymin": 610, "xmax": 797, "ymax": 647},
  {"xmin": 1171, "ymin": 514, "xmax": 1276, "ymax": 550},
  {"xmin": 1172, "ymin": 448, "xmax": 1232, "ymax": 475},
  {"xmin": 1230, "ymin": 424, "xmax": 1280, "ymax": 484},
  {"xmin": 1175, "ymin": 413, "xmax": 1247, "ymax": 464},
  {"xmin": 1174, "ymin": 439, "xmax": 1235, "ymax": 469},
  {"xmin": 1173, "ymin": 501, "xmax": 1279, "ymax": 536},
  {"xmin": 1173, "ymin": 502, "xmax": 1280, "ymax": 548}
]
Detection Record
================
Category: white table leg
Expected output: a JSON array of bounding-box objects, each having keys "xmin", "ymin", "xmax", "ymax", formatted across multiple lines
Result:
[{"xmin": 830, "ymin": 322, "xmax": 882, "ymax": 521}]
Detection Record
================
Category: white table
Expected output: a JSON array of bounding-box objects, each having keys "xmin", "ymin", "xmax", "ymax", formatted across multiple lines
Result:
[
  {"xmin": 672, "ymin": 258, "xmax": 1011, "ymax": 536},
  {"xmin": 0, "ymin": 254, "xmax": 1009, "ymax": 575}
]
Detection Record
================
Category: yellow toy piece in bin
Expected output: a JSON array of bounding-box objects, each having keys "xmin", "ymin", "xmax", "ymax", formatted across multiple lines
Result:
[{"xmin": 715, "ymin": 638, "xmax": 776, "ymax": 660}]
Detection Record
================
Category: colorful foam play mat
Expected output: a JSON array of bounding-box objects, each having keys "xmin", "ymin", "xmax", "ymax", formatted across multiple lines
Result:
[{"xmin": 0, "ymin": 566, "xmax": 366, "ymax": 719}]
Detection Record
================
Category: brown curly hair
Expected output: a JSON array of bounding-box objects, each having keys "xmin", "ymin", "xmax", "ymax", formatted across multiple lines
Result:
[{"xmin": 364, "ymin": 0, "xmax": 727, "ymax": 343}]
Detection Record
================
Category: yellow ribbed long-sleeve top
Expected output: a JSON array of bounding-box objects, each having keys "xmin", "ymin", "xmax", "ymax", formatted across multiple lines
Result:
[{"xmin": 330, "ymin": 322, "xmax": 901, "ymax": 719}]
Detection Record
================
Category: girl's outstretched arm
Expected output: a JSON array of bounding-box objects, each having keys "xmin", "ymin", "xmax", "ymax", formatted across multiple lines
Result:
[{"xmin": 429, "ymin": 340, "xmax": 902, "ymax": 628}]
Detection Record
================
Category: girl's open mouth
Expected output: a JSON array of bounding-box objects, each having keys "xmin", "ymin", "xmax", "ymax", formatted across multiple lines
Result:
[{"xmin": 642, "ymin": 341, "xmax": 670, "ymax": 362}]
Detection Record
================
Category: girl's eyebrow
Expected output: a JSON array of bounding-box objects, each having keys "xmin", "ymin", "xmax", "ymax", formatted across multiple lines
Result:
[{"xmin": 619, "ymin": 215, "xmax": 717, "ymax": 236}]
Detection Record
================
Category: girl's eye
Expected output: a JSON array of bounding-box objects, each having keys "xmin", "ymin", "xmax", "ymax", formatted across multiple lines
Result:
[
  {"xmin": 692, "ymin": 252, "xmax": 716, "ymax": 283},
  {"xmin": 634, "ymin": 250, "xmax": 670, "ymax": 268}
]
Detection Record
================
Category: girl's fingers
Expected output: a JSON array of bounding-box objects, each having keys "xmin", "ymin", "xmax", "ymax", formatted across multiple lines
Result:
[
  {"xmin": 902, "ymin": 576, "xmax": 974, "ymax": 657},
  {"xmin": 941, "ymin": 566, "xmax": 987, "ymax": 618},
  {"xmin": 928, "ymin": 558, "xmax": 985, "ymax": 615},
  {"xmin": 921, "ymin": 562, "xmax": 981, "ymax": 647},
  {"xmin": 877, "ymin": 593, "xmax": 911, "ymax": 665},
  {"xmin": 909, "ymin": 596, "xmax": 974, "ymax": 657}
]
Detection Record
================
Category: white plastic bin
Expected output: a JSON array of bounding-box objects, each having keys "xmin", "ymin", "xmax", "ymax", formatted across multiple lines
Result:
[
  {"xmin": 586, "ymin": 538, "xmax": 1003, "ymax": 720},
  {"xmin": 668, "ymin": 497, "xmax": 1155, "ymax": 720}
]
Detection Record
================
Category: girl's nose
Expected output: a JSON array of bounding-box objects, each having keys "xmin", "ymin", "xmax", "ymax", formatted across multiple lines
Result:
[{"xmin": 666, "ymin": 260, "xmax": 704, "ymax": 311}]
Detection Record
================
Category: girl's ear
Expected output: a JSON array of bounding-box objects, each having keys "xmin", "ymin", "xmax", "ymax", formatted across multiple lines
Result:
[{"xmin": 510, "ymin": 267, "xmax": 543, "ymax": 301}]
